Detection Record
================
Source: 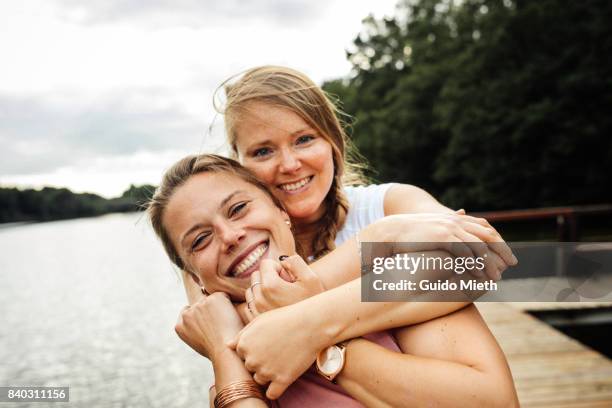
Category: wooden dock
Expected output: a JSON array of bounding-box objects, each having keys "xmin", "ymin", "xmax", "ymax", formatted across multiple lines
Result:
[{"xmin": 478, "ymin": 302, "xmax": 612, "ymax": 407}]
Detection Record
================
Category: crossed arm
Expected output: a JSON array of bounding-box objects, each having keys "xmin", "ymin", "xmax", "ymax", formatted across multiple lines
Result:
[{"xmin": 180, "ymin": 238, "xmax": 517, "ymax": 406}]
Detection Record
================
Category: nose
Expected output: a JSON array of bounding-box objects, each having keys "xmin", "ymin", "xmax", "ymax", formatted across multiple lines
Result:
[
  {"xmin": 217, "ymin": 221, "xmax": 245, "ymax": 253},
  {"xmin": 279, "ymin": 147, "xmax": 301, "ymax": 174}
]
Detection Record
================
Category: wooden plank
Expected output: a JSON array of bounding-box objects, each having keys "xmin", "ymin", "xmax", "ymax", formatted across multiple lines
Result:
[
  {"xmin": 509, "ymin": 301, "xmax": 612, "ymax": 312},
  {"xmin": 476, "ymin": 302, "xmax": 612, "ymax": 406}
]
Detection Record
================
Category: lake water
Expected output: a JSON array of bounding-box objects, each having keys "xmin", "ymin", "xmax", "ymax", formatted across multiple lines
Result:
[{"xmin": 0, "ymin": 213, "xmax": 213, "ymax": 407}]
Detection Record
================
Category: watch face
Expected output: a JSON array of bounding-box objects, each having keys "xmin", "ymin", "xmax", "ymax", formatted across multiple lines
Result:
[{"xmin": 319, "ymin": 346, "xmax": 343, "ymax": 374}]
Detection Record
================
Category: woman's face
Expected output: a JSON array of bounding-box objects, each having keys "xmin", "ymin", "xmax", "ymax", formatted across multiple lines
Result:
[
  {"xmin": 234, "ymin": 102, "xmax": 335, "ymax": 224},
  {"xmin": 163, "ymin": 171, "xmax": 295, "ymax": 300}
]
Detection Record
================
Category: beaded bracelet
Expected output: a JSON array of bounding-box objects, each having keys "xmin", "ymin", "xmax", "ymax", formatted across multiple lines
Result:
[{"xmin": 213, "ymin": 380, "xmax": 264, "ymax": 408}]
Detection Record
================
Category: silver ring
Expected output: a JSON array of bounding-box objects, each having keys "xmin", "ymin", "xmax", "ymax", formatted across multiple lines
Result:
[{"xmin": 250, "ymin": 281, "xmax": 262, "ymax": 290}]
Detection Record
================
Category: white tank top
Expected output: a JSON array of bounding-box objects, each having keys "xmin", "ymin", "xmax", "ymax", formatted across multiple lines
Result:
[{"xmin": 334, "ymin": 183, "xmax": 395, "ymax": 246}]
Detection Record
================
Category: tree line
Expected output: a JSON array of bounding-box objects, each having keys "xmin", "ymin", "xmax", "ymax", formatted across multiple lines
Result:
[
  {"xmin": 0, "ymin": 184, "xmax": 155, "ymax": 223},
  {"xmin": 323, "ymin": 0, "xmax": 611, "ymax": 211}
]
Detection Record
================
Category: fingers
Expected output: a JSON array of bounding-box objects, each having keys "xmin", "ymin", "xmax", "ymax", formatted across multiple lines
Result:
[
  {"xmin": 259, "ymin": 259, "xmax": 284, "ymax": 287},
  {"xmin": 253, "ymin": 372, "xmax": 269, "ymax": 386},
  {"xmin": 452, "ymin": 228, "xmax": 489, "ymax": 268},
  {"xmin": 244, "ymin": 287, "xmax": 259, "ymax": 319},
  {"xmin": 250, "ymin": 270, "xmax": 263, "ymax": 300},
  {"xmin": 443, "ymin": 240, "xmax": 476, "ymax": 260},
  {"xmin": 484, "ymin": 250, "xmax": 505, "ymax": 281},
  {"xmin": 460, "ymin": 218, "xmax": 516, "ymax": 266},
  {"xmin": 266, "ymin": 380, "xmax": 288, "ymax": 400},
  {"xmin": 279, "ymin": 255, "xmax": 313, "ymax": 282}
]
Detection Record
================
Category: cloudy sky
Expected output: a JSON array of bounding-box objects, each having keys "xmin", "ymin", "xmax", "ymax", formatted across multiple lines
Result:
[{"xmin": 0, "ymin": 0, "xmax": 397, "ymax": 198}]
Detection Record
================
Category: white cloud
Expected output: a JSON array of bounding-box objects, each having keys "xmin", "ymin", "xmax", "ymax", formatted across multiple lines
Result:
[{"xmin": 0, "ymin": 0, "xmax": 398, "ymax": 196}]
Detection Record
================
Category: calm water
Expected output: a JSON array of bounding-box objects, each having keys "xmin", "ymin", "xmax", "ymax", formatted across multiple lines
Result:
[{"xmin": 0, "ymin": 213, "xmax": 213, "ymax": 407}]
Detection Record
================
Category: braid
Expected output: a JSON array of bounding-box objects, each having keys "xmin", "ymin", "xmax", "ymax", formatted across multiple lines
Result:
[{"xmin": 311, "ymin": 179, "xmax": 349, "ymax": 260}]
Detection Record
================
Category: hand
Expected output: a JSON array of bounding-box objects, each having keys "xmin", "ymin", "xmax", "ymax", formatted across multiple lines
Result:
[
  {"xmin": 228, "ymin": 303, "xmax": 326, "ymax": 400},
  {"xmin": 244, "ymin": 256, "xmax": 326, "ymax": 319},
  {"xmin": 175, "ymin": 292, "xmax": 244, "ymax": 362},
  {"xmin": 360, "ymin": 212, "xmax": 517, "ymax": 280}
]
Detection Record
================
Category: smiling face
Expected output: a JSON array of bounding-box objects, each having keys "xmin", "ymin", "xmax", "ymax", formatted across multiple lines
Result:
[
  {"xmin": 233, "ymin": 102, "xmax": 335, "ymax": 224},
  {"xmin": 162, "ymin": 171, "xmax": 295, "ymax": 300}
]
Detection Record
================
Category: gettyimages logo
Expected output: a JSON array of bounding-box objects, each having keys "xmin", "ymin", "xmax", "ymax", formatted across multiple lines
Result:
[
  {"xmin": 360, "ymin": 242, "xmax": 612, "ymax": 302},
  {"xmin": 372, "ymin": 253, "xmax": 486, "ymax": 275}
]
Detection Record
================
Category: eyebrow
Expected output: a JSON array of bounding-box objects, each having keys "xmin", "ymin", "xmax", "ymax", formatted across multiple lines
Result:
[
  {"xmin": 179, "ymin": 190, "xmax": 246, "ymax": 249},
  {"xmin": 247, "ymin": 127, "xmax": 315, "ymax": 149}
]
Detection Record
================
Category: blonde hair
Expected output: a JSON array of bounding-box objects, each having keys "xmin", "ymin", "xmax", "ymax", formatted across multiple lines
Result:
[
  {"xmin": 215, "ymin": 65, "xmax": 368, "ymax": 259},
  {"xmin": 147, "ymin": 154, "xmax": 288, "ymax": 272}
]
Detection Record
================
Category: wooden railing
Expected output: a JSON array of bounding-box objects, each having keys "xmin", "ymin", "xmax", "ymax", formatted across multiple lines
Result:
[{"xmin": 472, "ymin": 204, "xmax": 612, "ymax": 241}]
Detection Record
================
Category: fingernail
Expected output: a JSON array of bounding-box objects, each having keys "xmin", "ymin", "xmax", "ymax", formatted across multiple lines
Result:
[
  {"xmin": 279, "ymin": 255, "xmax": 289, "ymax": 261},
  {"xmin": 512, "ymin": 254, "xmax": 518, "ymax": 264}
]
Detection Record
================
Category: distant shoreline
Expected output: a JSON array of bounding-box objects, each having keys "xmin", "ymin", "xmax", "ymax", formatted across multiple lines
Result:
[{"xmin": 0, "ymin": 184, "xmax": 154, "ymax": 224}]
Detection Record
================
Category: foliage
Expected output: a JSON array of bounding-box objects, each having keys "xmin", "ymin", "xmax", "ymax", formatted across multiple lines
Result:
[
  {"xmin": 0, "ymin": 184, "xmax": 156, "ymax": 223},
  {"xmin": 324, "ymin": 0, "xmax": 612, "ymax": 210}
]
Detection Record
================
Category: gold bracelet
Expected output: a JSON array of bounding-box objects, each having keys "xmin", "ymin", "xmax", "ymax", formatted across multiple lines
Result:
[{"xmin": 213, "ymin": 380, "xmax": 264, "ymax": 408}]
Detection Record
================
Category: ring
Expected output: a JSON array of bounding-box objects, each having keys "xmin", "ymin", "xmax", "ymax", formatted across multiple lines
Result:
[{"xmin": 250, "ymin": 281, "xmax": 262, "ymax": 290}]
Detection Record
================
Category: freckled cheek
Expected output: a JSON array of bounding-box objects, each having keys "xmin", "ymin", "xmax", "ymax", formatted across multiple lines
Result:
[
  {"xmin": 310, "ymin": 149, "xmax": 334, "ymax": 185},
  {"xmin": 305, "ymin": 145, "xmax": 334, "ymax": 176},
  {"xmin": 245, "ymin": 161, "xmax": 276, "ymax": 186}
]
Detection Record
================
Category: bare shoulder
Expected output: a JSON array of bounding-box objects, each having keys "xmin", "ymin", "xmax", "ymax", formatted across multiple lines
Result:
[{"xmin": 384, "ymin": 183, "xmax": 451, "ymax": 215}]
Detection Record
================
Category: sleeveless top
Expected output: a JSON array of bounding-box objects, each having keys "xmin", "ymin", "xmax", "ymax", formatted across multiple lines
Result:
[
  {"xmin": 275, "ymin": 183, "xmax": 398, "ymax": 408},
  {"xmin": 335, "ymin": 184, "xmax": 395, "ymax": 247}
]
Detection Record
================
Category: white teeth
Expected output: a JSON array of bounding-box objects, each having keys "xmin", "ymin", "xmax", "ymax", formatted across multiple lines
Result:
[
  {"xmin": 280, "ymin": 176, "xmax": 311, "ymax": 192},
  {"xmin": 232, "ymin": 243, "xmax": 268, "ymax": 277}
]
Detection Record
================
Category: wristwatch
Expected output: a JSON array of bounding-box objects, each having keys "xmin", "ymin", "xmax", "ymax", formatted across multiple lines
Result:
[{"xmin": 316, "ymin": 341, "xmax": 350, "ymax": 382}]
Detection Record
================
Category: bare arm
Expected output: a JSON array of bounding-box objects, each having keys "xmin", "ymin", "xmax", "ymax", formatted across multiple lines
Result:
[
  {"xmin": 174, "ymin": 293, "xmax": 268, "ymax": 407},
  {"xmin": 384, "ymin": 183, "xmax": 452, "ymax": 215},
  {"xmin": 336, "ymin": 305, "xmax": 518, "ymax": 407}
]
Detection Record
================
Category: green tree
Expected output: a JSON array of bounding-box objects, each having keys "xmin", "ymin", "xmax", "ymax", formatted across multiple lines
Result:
[{"xmin": 324, "ymin": 0, "xmax": 612, "ymax": 210}]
